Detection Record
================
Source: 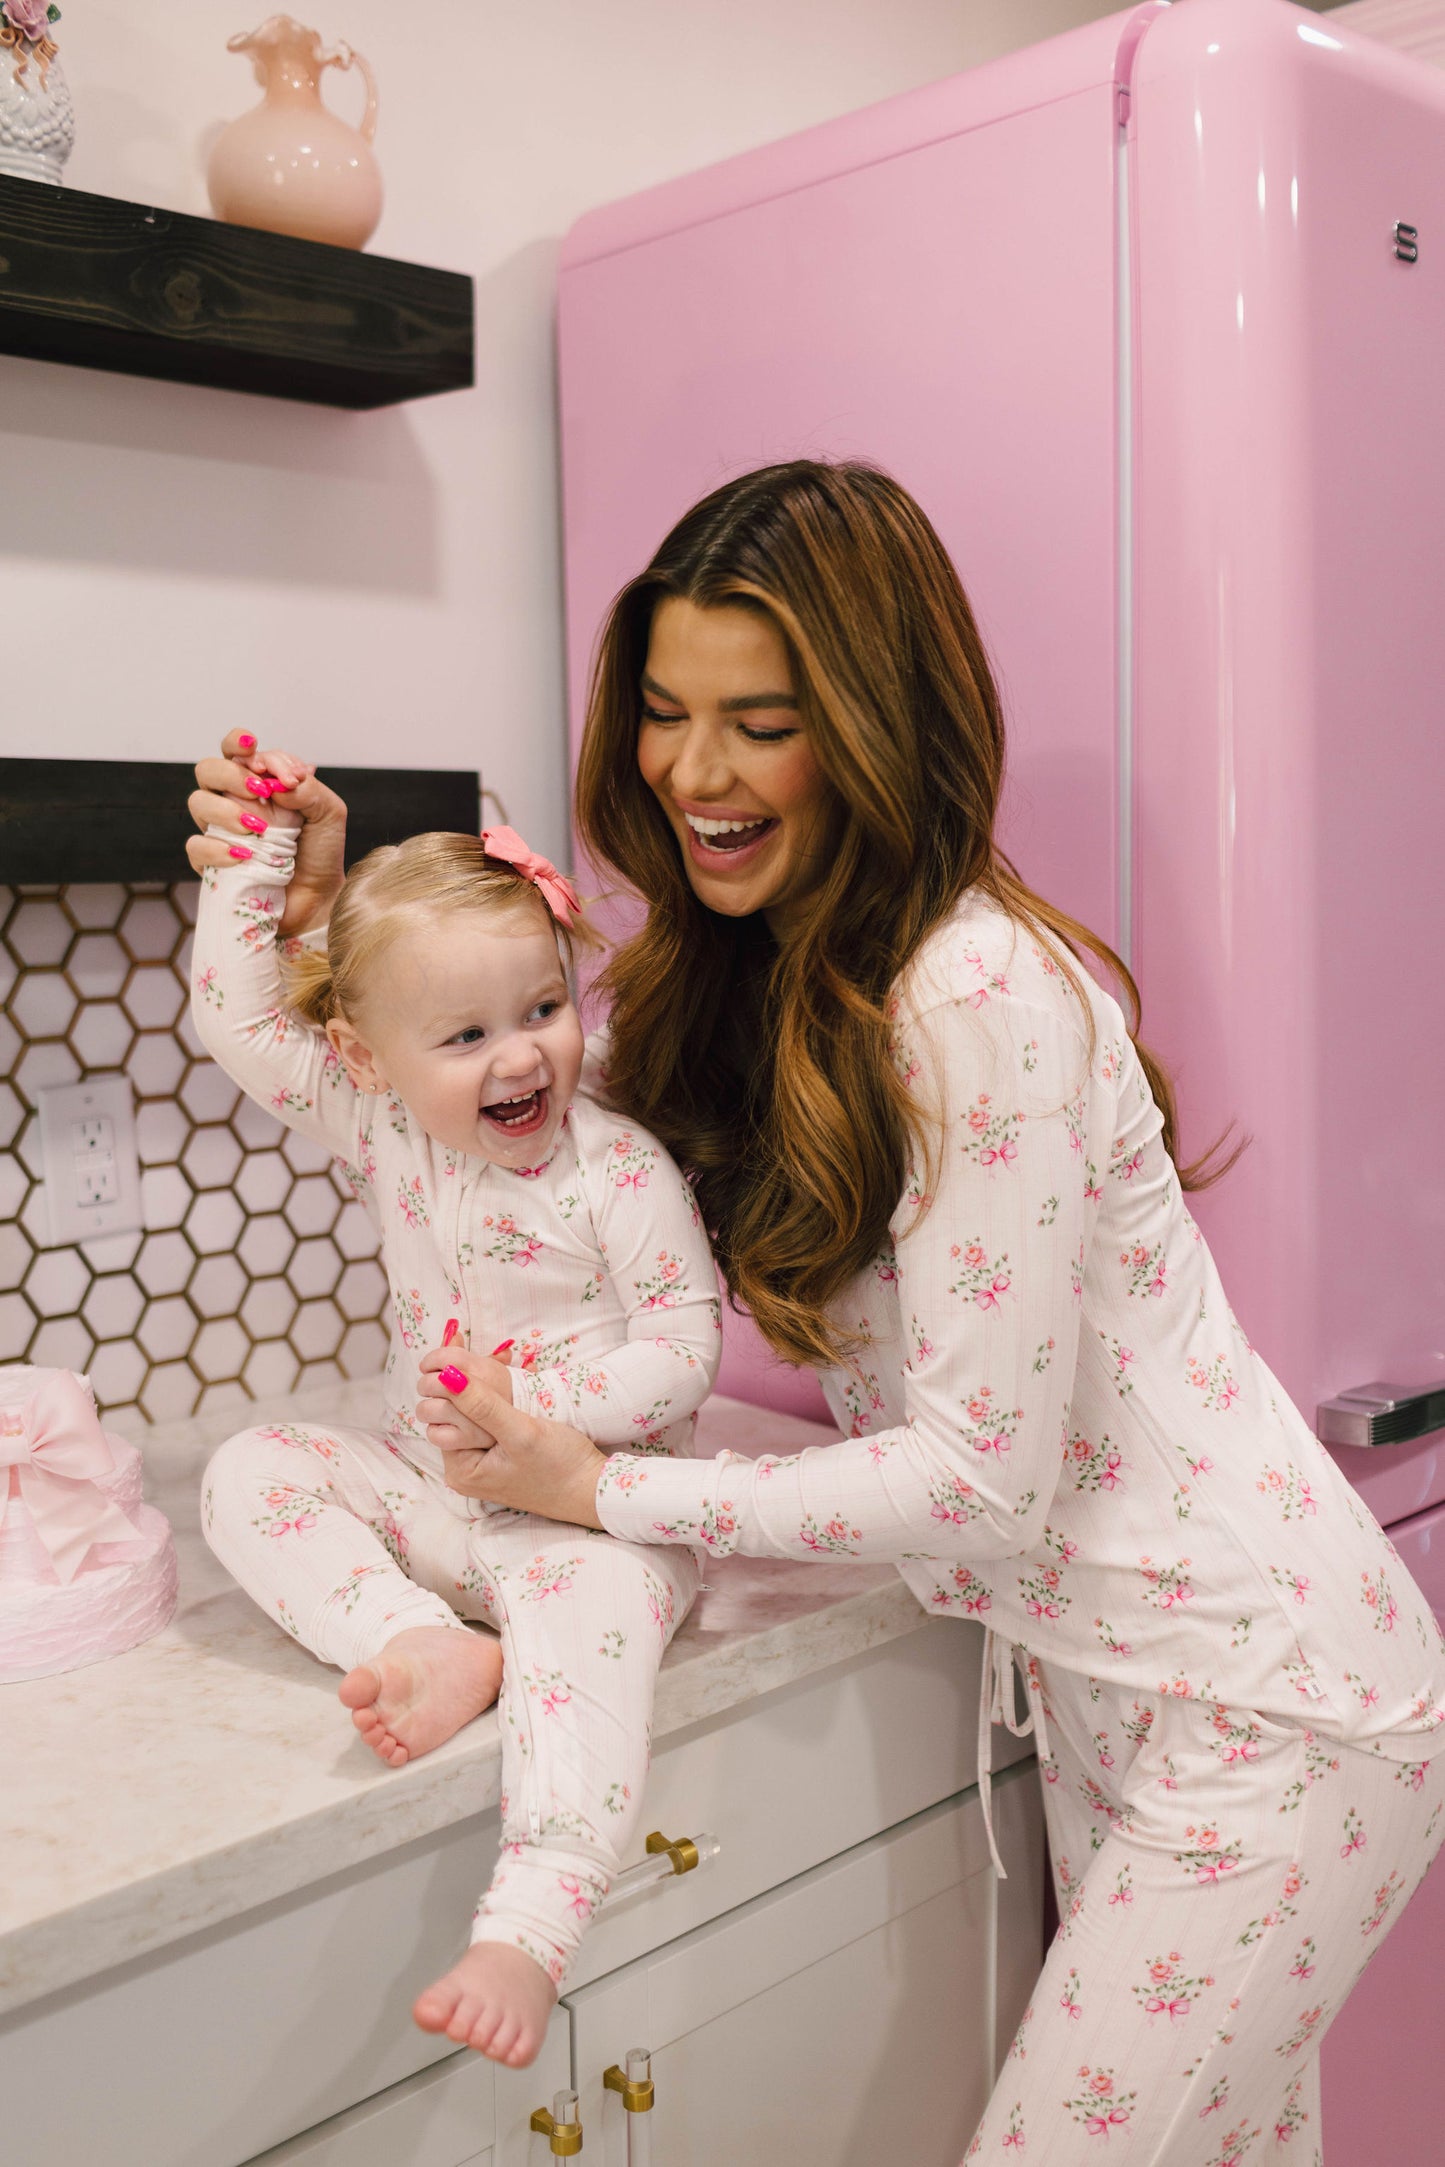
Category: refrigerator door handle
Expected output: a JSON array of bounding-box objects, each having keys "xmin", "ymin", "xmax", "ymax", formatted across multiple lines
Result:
[{"xmin": 1317, "ymin": 1381, "xmax": 1445, "ymax": 1450}]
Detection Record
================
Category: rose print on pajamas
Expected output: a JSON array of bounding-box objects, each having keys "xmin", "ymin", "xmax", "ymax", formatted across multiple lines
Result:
[
  {"xmin": 960, "ymin": 1092, "xmax": 1023, "ymax": 1170},
  {"xmin": 1275, "ymin": 2004, "xmax": 1329, "ymax": 2059},
  {"xmin": 1257, "ymin": 1463, "xmax": 1318, "ymax": 1519},
  {"xmin": 1066, "ymin": 1429, "xmax": 1123, "ymax": 1494},
  {"xmin": 1204, "ymin": 2120, "xmax": 1261, "ymax": 2167},
  {"xmin": 609, "ymin": 1133, "xmax": 658, "ymax": 1190},
  {"xmin": 1174, "ymin": 1824, "xmax": 1243, "ymax": 1883},
  {"xmin": 1138, "ymin": 1556, "xmax": 1195, "ymax": 1612},
  {"xmin": 1063, "ymin": 2066, "xmax": 1136, "ymax": 2137},
  {"xmin": 950, "ymin": 1240, "xmax": 1014, "ymax": 1310},
  {"xmin": 1361, "ymin": 1869, "xmax": 1406, "ymax": 1936},
  {"xmin": 1208, "ymin": 1708, "xmax": 1263, "ymax": 1768},
  {"xmin": 841, "ymin": 1371, "xmax": 885, "ymax": 1436},
  {"xmin": 929, "ymin": 1565, "xmax": 993, "ymax": 1614},
  {"xmin": 633, "ymin": 1251, "xmax": 686, "ymax": 1308},
  {"xmin": 396, "ymin": 1174, "xmax": 430, "ymax": 1229},
  {"xmin": 392, "ymin": 1285, "xmax": 429, "ymax": 1348},
  {"xmin": 1186, "ymin": 1353, "xmax": 1241, "ymax": 1412},
  {"xmin": 480, "ymin": 1214, "xmax": 544, "ymax": 1267},
  {"xmin": 1130, "ymin": 1950, "xmax": 1216, "ymax": 2022},
  {"xmin": 1361, "ymin": 1566, "xmax": 1399, "ymax": 1633},
  {"xmin": 799, "ymin": 1510, "xmax": 864, "ymax": 1556},
  {"xmin": 1120, "ymin": 1242, "xmax": 1168, "ymax": 1299}
]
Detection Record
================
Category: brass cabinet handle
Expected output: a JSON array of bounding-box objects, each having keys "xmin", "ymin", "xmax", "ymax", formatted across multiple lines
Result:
[
  {"xmin": 603, "ymin": 1829, "xmax": 721, "ymax": 1911},
  {"xmin": 531, "ymin": 2089, "xmax": 584, "ymax": 2154},
  {"xmin": 645, "ymin": 1829, "xmax": 701, "ymax": 1875},
  {"xmin": 604, "ymin": 2048, "xmax": 655, "ymax": 2112}
]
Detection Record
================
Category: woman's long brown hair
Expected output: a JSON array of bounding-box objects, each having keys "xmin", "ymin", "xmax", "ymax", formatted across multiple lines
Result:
[{"xmin": 576, "ymin": 460, "xmax": 1228, "ymax": 1370}]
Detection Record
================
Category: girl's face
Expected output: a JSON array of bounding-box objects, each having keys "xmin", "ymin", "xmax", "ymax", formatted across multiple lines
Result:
[
  {"xmin": 637, "ymin": 597, "xmax": 833, "ymax": 937},
  {"xmin": 329, "ymin": 904, "xmax": 585, "ymax": 1167}
]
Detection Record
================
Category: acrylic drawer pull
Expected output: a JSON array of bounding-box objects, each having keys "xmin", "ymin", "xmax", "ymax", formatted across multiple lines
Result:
[
  {"xmin": 1317, "ymin": 1380, "xmax": 1445, "ymax": 1450},
  {"xmin": 604, "ymin": 2048, "xmax": 655, "ymax": 2113},
  {"xmin": 603, "ymin": 1829, "xmax": 721, "ymax": 1910},
  {"xmin": 531, "ymin": 2089, "xmax": 583, "ymax": 2154}
]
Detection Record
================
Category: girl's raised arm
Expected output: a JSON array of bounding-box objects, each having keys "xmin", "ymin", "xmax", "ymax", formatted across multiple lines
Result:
[{"xmin": 189, "ymin": 824, "xmax": 368, "ymax": 1167}]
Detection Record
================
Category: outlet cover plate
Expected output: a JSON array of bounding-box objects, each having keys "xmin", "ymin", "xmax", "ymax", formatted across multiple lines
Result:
[{"xmin": 36, "ymin": 1075, "xmax": 143, "ymax": 1249}]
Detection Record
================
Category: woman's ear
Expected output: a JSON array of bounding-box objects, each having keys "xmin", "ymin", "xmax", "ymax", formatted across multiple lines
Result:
[{"xmin": 327, "ymin": 1014, "xmax": 389, "ymax": 1095}]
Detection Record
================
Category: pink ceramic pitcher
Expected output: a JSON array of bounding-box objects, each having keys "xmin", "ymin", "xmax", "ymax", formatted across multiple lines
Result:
[{"xmin": 208, "ymin": 14, "xmax": 382, "ymax": 250}]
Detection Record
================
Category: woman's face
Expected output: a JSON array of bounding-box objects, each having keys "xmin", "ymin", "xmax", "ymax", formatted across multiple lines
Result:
[{"xmin": 637, "ymin": 597, "xmax": 833, "ymax": 936}]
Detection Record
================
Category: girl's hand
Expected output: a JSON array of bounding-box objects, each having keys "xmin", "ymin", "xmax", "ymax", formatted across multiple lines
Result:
[
  {"xmin": 416, "ymin": 1341, "xmax": 512, "ymax": 1454},
  {"xmin": 421, "ymin": 1368, "xmax": 607, "ymax": 1528},
  {"xmin": 185, "ymin": 732, "xmax": 348, "ymax": 936}
]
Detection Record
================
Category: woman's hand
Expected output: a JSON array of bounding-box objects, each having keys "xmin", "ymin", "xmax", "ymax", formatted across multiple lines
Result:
[
  {"xmin": 185, "ymin": 731, "xmax": 348, "ymax": 937},
  {"xmin": 418, "ymin": 1359, "xmax": 607, "ymax": 1528}
]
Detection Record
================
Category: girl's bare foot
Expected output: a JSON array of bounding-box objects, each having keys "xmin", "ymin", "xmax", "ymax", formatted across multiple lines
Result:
[
  {"xmin": 338, "ymin": 1625, "xmax": 502, "ymax": 1767},
  {"xmin": 413, "ymin": 1942, "xmax": 558, "ymax": 2066}
]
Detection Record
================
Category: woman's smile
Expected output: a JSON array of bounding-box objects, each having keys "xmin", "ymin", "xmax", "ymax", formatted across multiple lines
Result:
[{"xmin": 637, "ymin": 596, "xmax": 832, "ymax": 935}]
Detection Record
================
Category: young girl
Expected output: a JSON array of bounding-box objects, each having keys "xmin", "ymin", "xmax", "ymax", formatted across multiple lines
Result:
[{"xmin": 190, "ymin": 781, "xmax": 720, "ymax": 2069}]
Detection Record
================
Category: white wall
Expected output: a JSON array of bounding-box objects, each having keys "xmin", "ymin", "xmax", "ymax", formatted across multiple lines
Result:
[{"xmin": 2, "ymin": 0, "xmax": 1120, "ymax": 863}]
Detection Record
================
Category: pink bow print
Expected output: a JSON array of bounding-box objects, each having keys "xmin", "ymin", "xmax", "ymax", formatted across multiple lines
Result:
[
  {"xmin": 481, "ymin": 825, "xmax": 581, "ymax": 927},
  {"xmin": 0, "ymin": 1372, "xmax": 139, "ymax": 1583}
]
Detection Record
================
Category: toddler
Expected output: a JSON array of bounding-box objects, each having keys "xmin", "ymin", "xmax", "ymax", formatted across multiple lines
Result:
[{"xmin": 191, "ymin": 785, "xmax": 719, "ymax": 2067}]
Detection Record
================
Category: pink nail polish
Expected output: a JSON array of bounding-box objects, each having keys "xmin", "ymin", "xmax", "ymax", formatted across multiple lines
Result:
[
  {"xmin": 244, "ymin": 776, "xmax": 269, "ymax": 797},
  {"xmin": 240, "ymin": 813, "xmax": 267, "ymax": 834},
  {"xmin": 441, "ymin": 1318, "xmax": 460, "ymax": 1348},
  {"xmin": 228, "ymin": 845, "xmax": 253, "ymax": 861},
  {"xmin": 438, "ymin": 1366, "xmax": 468, "ymax": 1393},
  {"xmin": 238, "ymin": 733, "xmax": 256, "ymax": 751},
  {"xmin": 490, "ymin": 1339, "xmax": 514, "ymax": 1358}
]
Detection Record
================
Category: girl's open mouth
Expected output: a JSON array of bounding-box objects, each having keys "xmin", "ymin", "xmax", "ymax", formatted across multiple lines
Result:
[{"xmin": 482, "ymin": 1088, "xmax": 548, "ymax": 1138}]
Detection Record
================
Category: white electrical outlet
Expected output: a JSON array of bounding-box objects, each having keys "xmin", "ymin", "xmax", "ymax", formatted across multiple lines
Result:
[{"xmin": 36, "ymin": 1076, "xmax": 143, "ymax": 1248}]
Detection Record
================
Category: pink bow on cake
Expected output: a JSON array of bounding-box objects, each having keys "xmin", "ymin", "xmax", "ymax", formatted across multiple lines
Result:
[
  {"xmin": 0, "ymin": 1372, "xmax": 139, "ymax": 1584},
  {"xmin": 481, "ymin": 825, "xmax": 582, "ymax": 928}
]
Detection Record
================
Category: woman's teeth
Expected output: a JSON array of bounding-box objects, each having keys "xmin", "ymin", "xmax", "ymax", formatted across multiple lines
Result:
[{"xmin": 684, "ymin": 812, "xmax": 774, "ymax": 850}]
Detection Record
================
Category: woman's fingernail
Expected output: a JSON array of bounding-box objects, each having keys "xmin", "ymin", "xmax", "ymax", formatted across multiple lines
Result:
[
  {"xmin": 490, "ymin": 1340, "xmax": 514, "ymax": 1358},
  {"xmin": 228, "ymin": 845, "xmax": 253, "ymax": 861},
  {"xmin": 438, "ymin": 1366, "xmax": 468, "ymax": 1393},
  {"xmin": 441, "ymin": 1318, "xmax": 460, "ymax": 1347},
  {"xmin": 238, "ymin": 734, "xmax": 256, "ymax": 751},
  {"xmin": 240, "ymin": 813, "xmax": 267, "ymax": 834},
  {"xmin": 244, "ymin": 776, "xmax": 269, "ymax": 796}
]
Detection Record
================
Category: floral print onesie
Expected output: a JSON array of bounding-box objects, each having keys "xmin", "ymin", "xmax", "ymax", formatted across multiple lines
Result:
[
  {"xmin": 589, "ymin": 893, "xmax": 1445, "ymax": 2163},
  {"xmin": 191, "ymin": 832, "xmax": 721, "ymax": 1986}
]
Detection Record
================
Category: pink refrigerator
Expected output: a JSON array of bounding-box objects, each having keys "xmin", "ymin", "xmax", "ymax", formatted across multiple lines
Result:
[{"xmin": 557, "ymin": 0, "xmax": 1445, "ymax": 2152}]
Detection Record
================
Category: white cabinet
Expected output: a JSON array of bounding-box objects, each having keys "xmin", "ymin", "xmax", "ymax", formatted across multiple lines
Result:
[
  {"xmin": 565, "ymin": 1763, "xmax": 1044, "ymax": 2167},
  {"xmin": 244, "ymin": 2016, "xmax": 572, "ymax": 2167}
]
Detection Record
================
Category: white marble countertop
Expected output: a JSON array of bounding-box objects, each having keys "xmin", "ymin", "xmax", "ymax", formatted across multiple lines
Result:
[{"xmin": 0, "ymin": 1383, "xmax": 927, "ymax": 2021}]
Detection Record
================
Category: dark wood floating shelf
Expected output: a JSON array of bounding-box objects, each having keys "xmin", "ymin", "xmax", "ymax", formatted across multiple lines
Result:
[
  {"xmin": 0, "ymin": 174, "xmax": 474, "ymax": 408},
  {"xmin": 0, "ymin": 759, "xmax": 481, "ymax": 885}
]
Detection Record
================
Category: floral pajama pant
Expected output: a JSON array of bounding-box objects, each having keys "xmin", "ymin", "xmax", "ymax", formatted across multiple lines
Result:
[
  {"xmin": 966, "ymin": 1657, "xmax": 1444, "ymax": 2165},
  {"xmin": 201, "ymin": 1421, "xmax": 700, "ymax": 1987}
]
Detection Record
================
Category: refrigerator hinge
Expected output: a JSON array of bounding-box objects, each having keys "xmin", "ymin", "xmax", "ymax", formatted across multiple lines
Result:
[{"xmin": 1115, "ymin": 82, "xmax": 1132, "ymax": 128}]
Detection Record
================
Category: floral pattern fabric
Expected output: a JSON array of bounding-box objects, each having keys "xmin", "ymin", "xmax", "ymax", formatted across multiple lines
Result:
[
  {"xmin": 192, "ymin": 830, "xmax": 723, "ymax": 1477},
  {"xmin": 594, "ymin": 893, "xmax": 1445, "ymax": 1767},
  {"xmin": 965, "ymin": 1655, "xmax": 1443, "ymax": 2162},
  {"xmin": 191, "ymin": 833, "xmax": 720, "ymax": 1984},
  {"xmin": 203, "ymin": 1418, "xmax": 698, "ymax": 1985}
]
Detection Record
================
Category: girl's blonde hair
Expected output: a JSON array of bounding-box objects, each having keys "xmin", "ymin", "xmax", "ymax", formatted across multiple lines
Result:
[{"xmin": 284, "ymin": 831, "xmax": 597, "ymax": 1028}]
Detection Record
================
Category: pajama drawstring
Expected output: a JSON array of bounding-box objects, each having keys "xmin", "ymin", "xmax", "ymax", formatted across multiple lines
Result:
[{"xmin": 977, "ymin": 1628, "xmax": 1051, "ymax": 1879}]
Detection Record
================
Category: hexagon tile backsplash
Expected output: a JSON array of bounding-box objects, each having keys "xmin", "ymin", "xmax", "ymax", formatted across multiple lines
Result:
[{"xmin": 0, "ymin": 883, "xmax": 389, "ymax": 1426}]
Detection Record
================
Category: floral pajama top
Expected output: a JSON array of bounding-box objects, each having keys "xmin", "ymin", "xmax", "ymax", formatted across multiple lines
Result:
[
  {"xmin": 191, "ymin": 833, "xmax": 722, "ymax": 1484},
  {"xmin": 595, "ymin": 893, "xmax": 1445, "ymax": 1765}
]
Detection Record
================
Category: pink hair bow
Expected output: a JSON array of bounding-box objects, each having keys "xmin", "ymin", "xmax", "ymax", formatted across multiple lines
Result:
[
  {"xmin": 481, "ymin": 826, "xmax": 581, "ymax": 928},
  {"xmin": 0, "ymin": 1371, "xmax": 139, "ymax": 1583}
]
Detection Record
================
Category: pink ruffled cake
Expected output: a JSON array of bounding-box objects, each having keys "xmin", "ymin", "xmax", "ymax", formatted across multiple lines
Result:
[{"xmin": 0, "ymin": 1365, "xmax": 178, "ymax": 1683}]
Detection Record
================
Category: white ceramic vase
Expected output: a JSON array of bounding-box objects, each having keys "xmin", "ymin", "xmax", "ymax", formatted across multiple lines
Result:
[{"xmin": 0, "ymin": 27, "xmax": 74, "ymax": 185}]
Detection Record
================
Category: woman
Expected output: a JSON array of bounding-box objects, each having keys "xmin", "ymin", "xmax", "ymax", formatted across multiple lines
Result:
[{"xmin": 190, "ymin": 462, "xmax": 1444, "ymax": 2162}]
